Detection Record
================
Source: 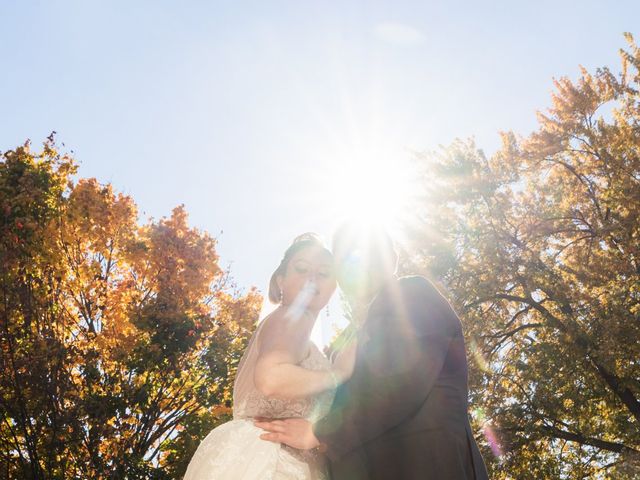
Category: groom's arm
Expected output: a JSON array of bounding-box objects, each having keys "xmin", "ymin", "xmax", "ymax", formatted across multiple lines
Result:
[{"xmin": 313, "ymin": 276, "xmax": 461, "ymax": 461}]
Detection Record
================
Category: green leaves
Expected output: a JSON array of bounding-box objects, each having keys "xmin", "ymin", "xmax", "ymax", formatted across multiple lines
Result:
[{"xmin": 405, "ymin": 36, "xmax": 640, "ymax": 479}]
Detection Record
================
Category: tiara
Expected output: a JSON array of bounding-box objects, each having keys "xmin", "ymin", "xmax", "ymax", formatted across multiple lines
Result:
[{"xmin": 291, "ymin": 232, "xmax": 324, "ymax": 245}]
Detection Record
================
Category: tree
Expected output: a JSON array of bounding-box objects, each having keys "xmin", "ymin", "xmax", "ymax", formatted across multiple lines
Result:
[
  {"xmin": 0, "ymin": 138, "xmax": 261, "ymax": 479},
  {"xmin": 403, "ymin": 34, "xmax": 640, "ymax": 478}
]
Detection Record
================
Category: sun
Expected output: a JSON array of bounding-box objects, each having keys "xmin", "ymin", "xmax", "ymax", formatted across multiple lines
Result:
[
  {"xmin": 325, "ymin": 149, "xmax": 419, "ymax": 231},
  {"xmin": 288, "ymin": 145, "xmax": 423, "ymax": 346}
]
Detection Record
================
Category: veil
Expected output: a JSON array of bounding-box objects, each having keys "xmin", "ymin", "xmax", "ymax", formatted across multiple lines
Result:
[{"xmin": 232, "ymin": 318, "xmax": 268, "ymax": 419}]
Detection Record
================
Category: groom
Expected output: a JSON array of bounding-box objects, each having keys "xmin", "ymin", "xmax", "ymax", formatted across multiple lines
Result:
[{"xmin": 256, "ymin": 223, "xmax": 489, "ymax": 479}]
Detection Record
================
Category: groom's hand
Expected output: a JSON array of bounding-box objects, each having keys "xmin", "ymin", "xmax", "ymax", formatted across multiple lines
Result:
[{"xmin": 254, "ymin": 417, "xmax": 321, "ymax": 450}]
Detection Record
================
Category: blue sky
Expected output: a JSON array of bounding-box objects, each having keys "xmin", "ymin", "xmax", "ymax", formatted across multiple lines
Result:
[{"xmin": 1, "ymin": 1, "xmax": 637, "ymax": 343}]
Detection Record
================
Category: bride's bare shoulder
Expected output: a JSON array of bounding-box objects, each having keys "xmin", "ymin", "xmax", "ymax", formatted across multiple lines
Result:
[
  {"xmin": 255, "ymin": 308, "xmax": 310, "ymax": 359},
  {"xmin": 256, "ymin": 307, "xmax": 286, "ymax": 338}
]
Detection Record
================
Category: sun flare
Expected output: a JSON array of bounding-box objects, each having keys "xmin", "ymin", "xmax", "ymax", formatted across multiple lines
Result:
[{"xmin": 326, "ymin": 150, "xmax": 419, "ymax": 231}]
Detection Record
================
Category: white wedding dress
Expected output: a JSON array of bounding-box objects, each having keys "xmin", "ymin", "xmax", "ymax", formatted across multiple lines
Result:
[{"xmin": 184, "ymin": 319, "xmax": 336, "ymax": 480}]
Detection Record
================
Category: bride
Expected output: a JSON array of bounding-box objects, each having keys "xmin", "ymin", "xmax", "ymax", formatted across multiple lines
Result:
[{"xmin": 184, "ymin": 233, "xmax": 356, "ymax": 480}]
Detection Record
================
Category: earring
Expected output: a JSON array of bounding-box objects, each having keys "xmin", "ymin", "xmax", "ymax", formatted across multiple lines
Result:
[{"xmin": 280, "ymin": 291, "xmax": 284, "ymax": 305}]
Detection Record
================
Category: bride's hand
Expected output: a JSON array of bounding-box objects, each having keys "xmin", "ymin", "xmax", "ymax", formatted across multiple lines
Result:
[{"xmin": 332, "ymin": 340, "xmax": 357, "ymax": 383}]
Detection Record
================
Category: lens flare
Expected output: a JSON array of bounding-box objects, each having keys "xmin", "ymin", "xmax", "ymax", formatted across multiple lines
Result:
[
  {"xmin": 285, "ymin": 279, "xmax": 317, "ymax": 322},
  {"xmin": 469, "ymin": 338, "xmax": 491, "ymax": 373},
  {"xmin": 473, "ymin": 408, "xmax": 503, "ymax": 458},
  {"xmin": 483, "ymin": 424, "xmax": 503, "ymax": 458}
]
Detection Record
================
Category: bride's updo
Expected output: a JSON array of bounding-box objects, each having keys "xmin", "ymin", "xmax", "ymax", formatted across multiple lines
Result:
[{"xmin": 268, "ymin": 233, "xmax": 331, "ymax": 304}]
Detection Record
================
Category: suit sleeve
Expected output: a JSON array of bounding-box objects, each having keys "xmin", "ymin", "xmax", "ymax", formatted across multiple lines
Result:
[{"xmin": 313, "ymin": 276, "xmax": 461, "ymax": 461}]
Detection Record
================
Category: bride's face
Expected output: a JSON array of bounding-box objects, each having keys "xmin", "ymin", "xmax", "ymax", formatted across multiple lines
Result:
[{"xmin": 278, "ymin": 246, "xmax": 336, "ymax": 312}]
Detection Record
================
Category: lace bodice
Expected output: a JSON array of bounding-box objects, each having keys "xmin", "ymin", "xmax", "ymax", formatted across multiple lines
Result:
[
  {"xmin": 185, "ymin": 311, "xmax": 336, "ymax": 480},
  {"xmin": 233, "ymin": 341, "xmax": 335, "ymax": 423}
]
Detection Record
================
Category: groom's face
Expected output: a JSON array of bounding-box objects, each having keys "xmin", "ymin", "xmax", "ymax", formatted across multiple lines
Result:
[
  {"xmin": 332, "ymin": 224, "xmax": 397, "ymax": 303},
  {"xmin": 334, "ymin": 244, "xmax": 378, "ymax": 302}
]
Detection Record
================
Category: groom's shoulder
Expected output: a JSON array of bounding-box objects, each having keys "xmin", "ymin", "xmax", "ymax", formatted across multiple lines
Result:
[
  {"xmin": 397, "ymin": 275, "xmax": 439, "ymax": 299},
  {"xmin": 397, "ymin": 274, "xmax": 430, "ymax": 287},
  {"xmin": 396, "ymin": 275, "xmax": 461, "ymax": 335}
]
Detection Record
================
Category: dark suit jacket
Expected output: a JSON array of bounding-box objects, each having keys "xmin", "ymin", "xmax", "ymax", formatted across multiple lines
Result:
[{"xmin": 314, "ymin": 276, "xmax": 489, "ymax": 480}]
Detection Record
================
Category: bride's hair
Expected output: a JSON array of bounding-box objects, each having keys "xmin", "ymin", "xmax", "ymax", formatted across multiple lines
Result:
[{"xmin": 268, "ymin": 233, "xmax": 331, "ymax": 304}]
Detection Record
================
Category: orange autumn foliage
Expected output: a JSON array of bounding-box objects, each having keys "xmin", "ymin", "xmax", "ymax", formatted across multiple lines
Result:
[{"xmin": 0, "ymin": 139, "xmax": 261, "ymax": 479}]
